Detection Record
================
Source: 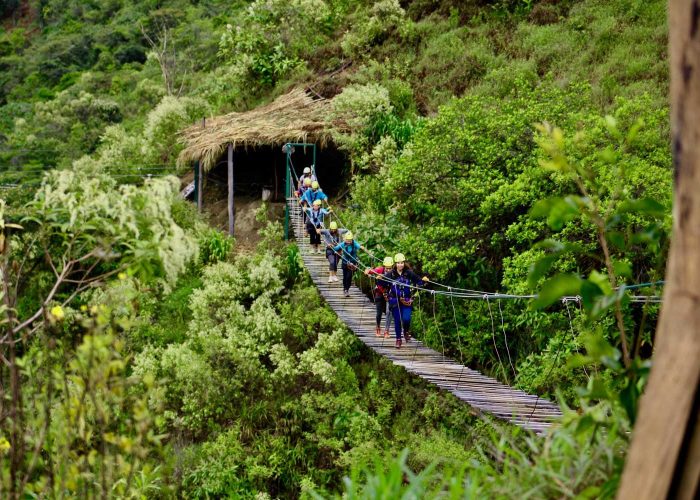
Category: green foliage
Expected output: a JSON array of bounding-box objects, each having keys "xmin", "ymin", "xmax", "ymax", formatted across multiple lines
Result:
[
  {"xmin": 143, "ymin": 95, "xmax": 211, "ymax": 165},
  {"xmin": 340, "ymin": 0, "xmax": 407, "ymax": 58},
  {"xmin": 528, "ymin": 118, "xmax": 669, "ymax": 365},
  {"xmin": 0, "ymin": 0, "xmax": 673, "ymax": 496},
  {"xmin": 1, "ymin": 297, "xmax": 171, "ymax": 497},
  {"xmin": 198, "ymin": 227, "xmax": 234, "ymax": 265},
  {"xmin": 27, "ymin": 167, "xmax": 198, "ymax": 287}
]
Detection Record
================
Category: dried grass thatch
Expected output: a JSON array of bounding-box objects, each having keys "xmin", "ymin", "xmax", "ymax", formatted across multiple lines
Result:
[{"xmin": 178, "ymin": 88, "xmax": 338, "ymax": 172}]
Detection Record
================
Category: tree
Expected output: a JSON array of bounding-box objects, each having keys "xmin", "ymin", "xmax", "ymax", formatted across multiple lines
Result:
[
  {"xmin": 618, "ymin": 1, "xmax": 700, "ymax": 498},
  {"xmin": 0, "ymin": 169, "xmax": 197, "ymax": 498}
]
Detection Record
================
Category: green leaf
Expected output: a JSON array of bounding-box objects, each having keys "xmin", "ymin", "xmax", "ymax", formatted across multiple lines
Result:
[
  {"xmin": 626, "ymin": 118, "xmax": 645, "ymax": 144},
  {"xmin": 613, "ymin": 260, "xmax": 632, "ymax": 279},
  {"xmin": 566, "ymin": 353, "xmax": 593, "ymax": 369},
  {"xmin": 578, "ymin": 376, "xmax": 610, "ymax": 400},
  {"xmin": 527, "ymin": 255, "xmax": 557, "ymax": 289},
  {"xmin": 529, "ymin": 197, "xmax": 560, "ymax": 219},
  {"xmin": 619, "ymin": 381, "xmax": 640, "ymax": 425},
  {"xmin": 582, "ymin": 332, "xmax": 622, "ymax": 371},
  {"xmin": 588, "ymin": 270, "xmax": 612, "ymax": 295},
  {"xmin": 607, "ymin": 231, "xmax": 627, "ymax": 251},
  {"xmin": 580, "ymin": 279, "xmax": 604, "ymax": 314},
  {"xmin": 574, "ymin": 414, "xmax": 596, "ymax": 435},
  {"xmin": 617, "ymin": 198, "xmax": 666, "ymax": 217},
  {"xmin": 536, "ymin": 196, "xmax": 583, "ymax": 231},
  {"xmin": 531, "ymin": 274, "xmax": 582, "ymax": 310},
  {"xmin": 575, "ymin": 486, "xmax": 602, "ymax": 500}
]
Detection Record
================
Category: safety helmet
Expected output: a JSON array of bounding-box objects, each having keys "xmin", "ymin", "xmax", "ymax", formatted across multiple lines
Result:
[
  {"xmin": 303, "ymin": 178, "xmax": 312, "ymax": 186},
  {"xmin": 383, "ymin": 256, "xmax": 394, "ymax": 268},
  {"xmin": 394, "ymin": 253, "xmax": 406, "ymax": 263},
  {"xmin": 303, "ymin": 167, "xmax": 311, "ymax": 174},
  {"xmin": 312, "ymin": 199, "xmax": 322, "ymax": 207},
  {"xmin": 329, "ymin": 221, "xmax": 338, "ymax": 230},
  {"xmin": 344, "ymin": 232, "xmax": 353, "ymax": 241},
  {"xmin": 311, "ymin": 180, "xmax": 320, "ymax": 189}
]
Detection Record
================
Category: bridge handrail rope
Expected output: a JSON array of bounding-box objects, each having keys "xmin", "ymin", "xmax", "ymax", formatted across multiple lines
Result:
[{"xmin": 286, "ymin": 164, "xmax": 663, "ymax": 304}]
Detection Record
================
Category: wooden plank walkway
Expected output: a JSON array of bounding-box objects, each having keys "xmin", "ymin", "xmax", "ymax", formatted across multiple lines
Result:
[{"xmin": 288, "ymin": 199, "xmax": 562, "ymax": 433}]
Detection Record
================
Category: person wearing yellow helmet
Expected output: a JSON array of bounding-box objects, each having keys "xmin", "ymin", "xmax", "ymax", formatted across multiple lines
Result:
[
  {"xmin": 320, "ymin": 220, "xmax": 347, "ymax": 283},
  {"xmin": 364, "ymin": 256, "xmax": 395, "ymax": 337},
  {"xmin": 305, "ymin": 199, "xmax": 331, "ymax": 254},
  {"xmin": 332, "ymin": 231, "xmax": 366, "ymax": 297},
  {"xmin": 297, "ymin": 176, "xmax": 313, "ymax": 198},
  {"xmin": 301, "ymin": 178, "xmax": 328, "ymax": 208},
  {"xmin": 386, "ymin": 253, "xmax": 428, "ymax": 348}
]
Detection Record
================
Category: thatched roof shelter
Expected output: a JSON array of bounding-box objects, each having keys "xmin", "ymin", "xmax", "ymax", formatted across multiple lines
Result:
[{"xmin": 178, "ymin": 88, "xmax": 338, "ymax": 172}]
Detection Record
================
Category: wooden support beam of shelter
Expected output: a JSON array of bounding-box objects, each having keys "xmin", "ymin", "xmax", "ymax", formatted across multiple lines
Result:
[{"xmin": 228, "ymin": 143, "xmax": 234, "ymax": 236}]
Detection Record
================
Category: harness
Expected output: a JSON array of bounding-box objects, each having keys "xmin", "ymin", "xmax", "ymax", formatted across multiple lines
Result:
[
  {"xmin": 327, "ymin": 231, "xmax": 341, "ymax": 246},
  {"xmin": 390, "ymin": 273, "xmax": 414, "ymax": 306},
  {"xmin": 340, "ymin": 242, "xmax": 358, "ymax": 270},
  {"xmin": 308, "ymin": 209, "xmax": 324, "ymax": 227}
]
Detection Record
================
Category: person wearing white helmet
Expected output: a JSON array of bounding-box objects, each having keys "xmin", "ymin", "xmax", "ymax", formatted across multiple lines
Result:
[
  {"xmin": 386, "ymin": 253, "xmax": 428, "ymax": 348},
  {"xmin": 321, "ymin": 220, "xmax": 347, "ymax": 283},
  {"xmin": 297, "ymin": 165, "xmax": 317, "ymax": 192},
  {"xmin": 331, "ymin": 231, "xmax": 366, "ymax": 297}
]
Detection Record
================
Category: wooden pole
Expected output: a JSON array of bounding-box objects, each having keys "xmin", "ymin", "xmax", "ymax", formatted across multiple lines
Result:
[
  {"xmin": 196, "ymin": 160, "xmax": 203, "ymax": 212},
  {"xmin": 228, "ymin": 143, "xmax": 234, "ymax": 236},
  {"xmin": 617, "ymin": 1, "xmax": 700, "ymax": 498}
]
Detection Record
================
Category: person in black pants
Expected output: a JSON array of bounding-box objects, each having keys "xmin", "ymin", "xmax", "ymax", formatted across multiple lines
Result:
[
  {"xmin": 332, "ymin": 232, "xmax": 365, "ymax": 297},
  {"xmin": 305, "ymin": 200, "xmax": 330, "ymax": 253},
  {"xmin": 365, "ymin": 256, "xmax": 394, "ymax": 337},
  {"xmin": 321, "ymin": 221, "xmax": 346, "ymax": 283}
]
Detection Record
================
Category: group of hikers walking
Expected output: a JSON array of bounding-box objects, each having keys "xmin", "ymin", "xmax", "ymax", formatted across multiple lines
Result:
[{"xmin": 296, "ymin": 166, "xmax": 428, "ymax": 349}]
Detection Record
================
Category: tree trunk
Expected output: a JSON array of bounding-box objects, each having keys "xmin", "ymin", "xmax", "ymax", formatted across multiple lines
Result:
[{"xmin": 617, "ymin": 1, "xmax": 700, "ymax": 498}]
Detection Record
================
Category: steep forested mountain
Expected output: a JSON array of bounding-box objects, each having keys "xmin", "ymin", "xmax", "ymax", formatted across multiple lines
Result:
[{"xmin": 0, "ymin": 1, "xmax": 671, "ymax": 497}]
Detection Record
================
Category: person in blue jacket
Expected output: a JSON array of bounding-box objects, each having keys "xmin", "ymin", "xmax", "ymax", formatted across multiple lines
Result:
[
  {"xmin": 306, "ymin": 199, "xmax": 331, "ymax": 254},
  {"xmin": 331, "ymin": 231, "xmax": 365, "ymax": 297},
  {"xmin": 385, "ymin": 253, "xmax": 428, "ymax": 348},
  {"xmin": 301, "ymin": 180, "xmax": 328, "ymax": 208}
]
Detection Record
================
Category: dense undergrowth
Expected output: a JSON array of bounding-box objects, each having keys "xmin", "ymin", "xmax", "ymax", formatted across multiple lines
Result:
[{"xmin": 0, "ymin": 0, "xmax": 671, "ymax": 497}]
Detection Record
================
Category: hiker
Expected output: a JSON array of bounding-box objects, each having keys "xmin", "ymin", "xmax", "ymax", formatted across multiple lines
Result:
[
  {"xmin": 297, "ymin": 176, "xmax": 313, "ymax": 199},
  {"xmin": 365, "ymin": 256, "xmax": 394, "ymax": 338},
  {"xmin": 331, "ymin": 232, "xmax": 365, "ymax": 297},
  {"xmin": 320, "ymin": 221, "xmax": 347, "ymax": 283},
  {"xmin": 298, "ymin": 166, "xmax": 317, "ymax": 192},
  {"xmin": 306, "ymin": 199, "xmax": 331, "ymax": 254},
  {"xmin": 386, "ymin": 253, "xmax": 428, "ymax": 348},
  {"xmin": 301, "ymin": 180, "xmax": 328, "ymax": 208}
]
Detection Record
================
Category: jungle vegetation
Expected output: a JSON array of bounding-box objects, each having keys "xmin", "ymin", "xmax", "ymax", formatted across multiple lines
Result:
[{"xmin": 0, "ymin": 0, "xmax": 670, "ymax": 497}]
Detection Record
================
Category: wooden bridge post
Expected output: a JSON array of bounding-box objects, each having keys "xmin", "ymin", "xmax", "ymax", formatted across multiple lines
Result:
[
  {"xmin": 228, "ymin": 143, "xmax": 234, "ymax": 236},
  {"xmin": 618, "ymin": 1, "xmax": 700, "ymax": 498}
]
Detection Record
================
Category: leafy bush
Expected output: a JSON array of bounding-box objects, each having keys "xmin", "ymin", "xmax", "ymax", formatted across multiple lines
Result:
[
  {"xmin": 198, "ymin": 227, "xmax": 234, "ymax": 265},
  {"xmin": 340, "ymin": 0, "xmax": 406, "ymax": 58},
  {"xmin": 143, "ymin": 95, "xmax": 210, "ymax": 165}
]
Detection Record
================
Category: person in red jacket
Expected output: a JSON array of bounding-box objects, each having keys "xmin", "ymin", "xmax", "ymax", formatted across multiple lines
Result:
[{"xmin": 365, "ymin": 256, "xmax": 394, "ymax": 338}]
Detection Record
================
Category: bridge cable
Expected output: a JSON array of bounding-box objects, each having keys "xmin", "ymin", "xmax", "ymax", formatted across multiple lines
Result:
[{"xmin": 498, "ymin": 300, "xmax": 517, "ymax": 379}]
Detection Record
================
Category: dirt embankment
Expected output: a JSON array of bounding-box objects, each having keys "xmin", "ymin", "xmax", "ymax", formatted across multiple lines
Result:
[{"xmin": 186, "ymin": 176, "xmax": 286, "ymax": 252}]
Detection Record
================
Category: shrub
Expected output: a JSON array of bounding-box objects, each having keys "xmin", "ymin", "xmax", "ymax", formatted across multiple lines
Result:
[
  {"xmin": 198, "ymin": 228, "xmax": 234, "ymax": 265},
  {"xmin": 142, "ymin": 95, "xmax": 210, "ymax": 165}
]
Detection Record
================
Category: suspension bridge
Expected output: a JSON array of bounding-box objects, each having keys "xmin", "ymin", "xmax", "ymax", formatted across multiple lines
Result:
[
  {"xmin": 275, "ymin": 141, "xmax": 661, "ymax": 433},
  {"xmin": 286, "ymin": 194, "xmax": 562, "ymax": 433}
]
